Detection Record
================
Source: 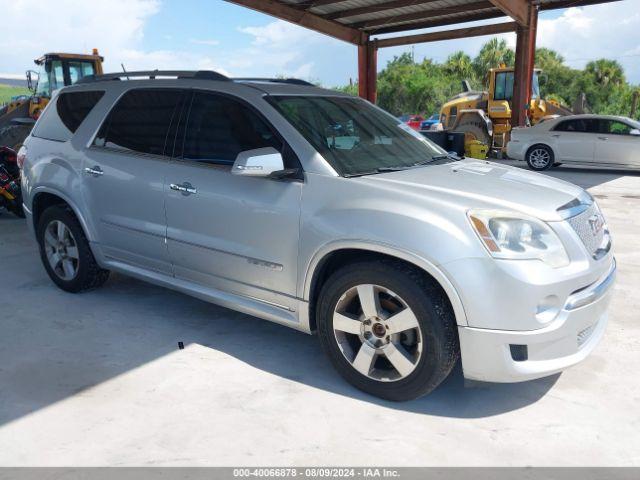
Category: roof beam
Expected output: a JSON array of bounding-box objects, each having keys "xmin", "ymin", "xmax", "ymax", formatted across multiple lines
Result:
[
  {"xmin": 351, "ymin": 1, "xmax": 495, "ymax": 30},
  {"xmin": 224, "ymin": 0, "xmax": 366, "ymax": 44},
  {"xmin": 323, "ymin": 0, "xmax": 441, "ymax": 21},
  {"xmin": 297, "ymin": 0, "xmax": 349, "ymax": 7},
  {"xmin": 488, "ymin": 0, "xmax": 529, "ymax": 26},
  {"xmin": 369, "ymin": 9, "xmax": 507, "ymax": 34},
  {"xmin": 375, "ymin": 21, "xmax": 517, "ymax": 48}
]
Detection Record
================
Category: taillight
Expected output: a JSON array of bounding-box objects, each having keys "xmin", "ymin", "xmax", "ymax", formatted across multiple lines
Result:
[
  {"xmin": 16, "ymin": 146, "xmax": 27, "ymax": 170},
  {"xmin": 0, "ymin": 146, "xmax": 17, "ymax": 164}
]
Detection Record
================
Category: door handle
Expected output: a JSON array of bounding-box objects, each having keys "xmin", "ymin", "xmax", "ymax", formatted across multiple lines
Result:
[
  {"xmin": 84, "ymin": 166, "xmax": 103, "ymax": 177},
  {"xmin": 170, "ymin": 182, "xmax": 197, "ymax": 195},
  {"xmin": 551, "ymin": 134, "xmax": 561, "ymax": 138},
  {"xmin": 598, "ymin": 136, "xmax": 609, "ymax": 141}
]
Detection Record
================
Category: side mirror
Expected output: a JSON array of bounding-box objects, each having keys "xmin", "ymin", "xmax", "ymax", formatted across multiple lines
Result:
[
  {"xmin": 630, "ymin": 128, "xmax": 640, "ymax": 136},
  {"xmin": 26, "ymin": 70, "xmax": 38, "ymax": 92},
  {"xmin": 232, "ymin": 147, "xmax": 284, "ymax": 177}
]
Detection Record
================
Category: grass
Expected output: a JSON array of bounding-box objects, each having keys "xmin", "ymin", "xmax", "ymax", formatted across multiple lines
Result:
[{"xmin": 0, "ymin": 84, "xmax": 31, "ymax": 105}]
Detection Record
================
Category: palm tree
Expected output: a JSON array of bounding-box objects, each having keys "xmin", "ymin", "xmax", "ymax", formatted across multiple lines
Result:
[
  {"xmin": 535, "ymin": 48, "xmax": 565, "ymax": 70},
  {"xmin": 444, "ymin": 51, "xmax": 474, "ymax": 80},
  {"xmin": 473, "ymin": 38, "xmax": 515, "ymax": 86},
  {"xmin": 585, "ymin": 59, "xmax": 625, "ymax": 87}
]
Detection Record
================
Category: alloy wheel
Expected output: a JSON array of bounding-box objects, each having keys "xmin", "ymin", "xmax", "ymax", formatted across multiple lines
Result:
[
  {"xmin": 332, "ymin": 284, "xmax": 423, "ymax": 382},
  {"xmin": 43, "ymin": 220, "xmax": 79, "ymax": 281},
  {"xmin": 529, "ymin": 148, "xmax": 551, "ymax": 169}
]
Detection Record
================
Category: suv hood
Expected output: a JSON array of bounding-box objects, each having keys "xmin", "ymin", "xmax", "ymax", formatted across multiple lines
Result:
[{"xmin": 358, "ymin": 160, "xmax": 584, "ymax": 222}]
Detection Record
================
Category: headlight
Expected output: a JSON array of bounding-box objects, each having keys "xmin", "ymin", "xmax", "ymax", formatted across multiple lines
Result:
[{"xmin": 468, "ymin": 210, "xmax": 569, "ymax": 268}]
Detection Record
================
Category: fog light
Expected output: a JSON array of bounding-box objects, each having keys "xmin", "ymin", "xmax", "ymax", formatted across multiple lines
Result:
[{"xmin": 510, "ymin": 344, "xmax": 528, "ymax": 362}]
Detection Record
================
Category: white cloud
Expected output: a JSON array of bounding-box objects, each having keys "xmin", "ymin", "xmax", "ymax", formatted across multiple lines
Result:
[
  {"xmin": 528, "ymin": 2, "xmax": 640, "ymax": 82},
  {"xmin": 232, "ymin": 20, "xmax": 349, "ymax": 80},
  {"xmin": 0, "ymin": 0, "xmax": 160, "ymax": 74}
]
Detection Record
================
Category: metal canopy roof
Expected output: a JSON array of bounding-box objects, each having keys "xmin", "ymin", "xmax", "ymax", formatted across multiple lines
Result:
[{"xmin": 227, "ymin": 0, "xmax": 619, "ymax": 43}]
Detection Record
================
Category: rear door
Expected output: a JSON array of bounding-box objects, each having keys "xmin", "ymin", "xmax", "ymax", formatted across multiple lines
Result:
[
  {"xmin": 81, "ymin": 88, "xmax": 184, "ymax": 274},
  {"xmin": 550, "ymin": 118, "xmax": 596, "ymax": 163},
  {"xmin": 163, "ymin": 89, "xmax": 302, "ymax": 307},
  {"xmin": 594, "ymin": 119, "xmax": 640, "ymax": 167}
]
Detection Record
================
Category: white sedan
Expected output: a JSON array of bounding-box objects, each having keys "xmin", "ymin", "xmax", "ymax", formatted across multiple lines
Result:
[{"xmin": 507, "ymin": 114, "xmax": 640, "ymax": 171}]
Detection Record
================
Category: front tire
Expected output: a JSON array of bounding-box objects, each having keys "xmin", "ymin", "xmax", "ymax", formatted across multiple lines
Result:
[
  {"xmin": 526, "ymin": 144, "xmax": 554, "ymax": 171},
  {"xmin": 37, "ymin": 205, "xmax": 110, "ymax": 293},
  {"xmin": 317, "ymin": 260, "xmax": 459, "ymax": 401}
]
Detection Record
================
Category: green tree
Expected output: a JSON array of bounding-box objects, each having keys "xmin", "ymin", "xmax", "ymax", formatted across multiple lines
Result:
[
  {"xmin": 585, "ymin": 59, "xmax": 625, "ymax": 88},
  {"xmin": 334, "ymin": 38, "xmax": 640, "ymax": 121},
  {"xmin": 473, "ymin": 38, "xmax": 515, "ymax": 85},
  {"xmin": 444, "ymin": 51, "xmax": 474, "ymax": 80}
]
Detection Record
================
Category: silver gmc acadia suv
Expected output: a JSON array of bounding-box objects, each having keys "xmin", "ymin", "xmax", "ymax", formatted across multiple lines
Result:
[{"xmin": 19, "ymin": 71, "xmax": 616, "ymax": 401}]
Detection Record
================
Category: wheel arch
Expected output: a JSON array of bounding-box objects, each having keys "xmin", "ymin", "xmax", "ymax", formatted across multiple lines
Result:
[
  {"xmin": 526, "ymin": 142, "xmax": 556, "ymax": 160},
  {"xmin": 31, "ymin": 187, "xmax": 94, "ymax": 241},
  {"xmin": 302, "ymin": 241, "xmax": 468, "ymax": 332}
]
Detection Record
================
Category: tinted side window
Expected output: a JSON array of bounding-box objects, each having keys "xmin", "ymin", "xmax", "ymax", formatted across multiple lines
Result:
[
  {"xmin": 555, "ymin": 119, "xmax": 589, "ymax": 132},
  {"xmin": 602, "ymin": 120, "xmax": 633, "ymax": 135},
  {"xmin": 33, "ymin": 90, "xmax": 104, "ymax": 142},
  {"xmin": 181, "ymin": 92, "xmax": 281, "ymax": 166},
  {"xmin": 94, "ymin": 89, "xmax": 183, "ymax": 156}
]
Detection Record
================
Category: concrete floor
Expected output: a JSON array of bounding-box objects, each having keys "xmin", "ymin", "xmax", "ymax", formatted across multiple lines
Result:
[{"xmin": 0, "ymin": 163, "xmax": 639, "ymax": 466}]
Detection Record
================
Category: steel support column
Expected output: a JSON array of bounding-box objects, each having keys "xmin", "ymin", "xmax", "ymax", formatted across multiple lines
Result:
[
  {"xmin": 358, "ymin": 40, "xmax": 378, "ymax": 103},
  {"xmin": 512, "ymin": 4, "xmax": 538, "ymax": 127}
]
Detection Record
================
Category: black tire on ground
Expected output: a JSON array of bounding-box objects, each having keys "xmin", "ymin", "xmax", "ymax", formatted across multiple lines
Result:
[
  {"xmin": 526, "ymin": 144, "xmax": 555, "ymax": 171},
  {"xmin": 316, "ymin": 259, "xmax": 460, "ymax": 402},
  {"xmin": 452, "ymin": 116, "xmax": 492, "ymax": 146},
  {"xmin": 37, "ymin": 205, "xmax": 110, "ymax": 293},
  {"xmin": 0, "ymin": 124, "xmax": 33, "ymax": 151}
]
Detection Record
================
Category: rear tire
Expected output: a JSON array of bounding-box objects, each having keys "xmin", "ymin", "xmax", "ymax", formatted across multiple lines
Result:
[
  {"xmin": 37, "ymin": 205, "xmax": 109, "ymax": 293},
  {"xmin": 317, "ymin": 260, "xmax": 459, "ymax": 401},
  {"xmin": 526, "ymin": 144, "xmax": 554, "ymax": 171}
]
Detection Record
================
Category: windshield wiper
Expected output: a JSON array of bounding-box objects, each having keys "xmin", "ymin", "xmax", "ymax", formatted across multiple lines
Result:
[
  {"xmin": 412, "ymin": 154, "xmax": 456, "ymax": 167},
  {"xmin": 376, "ymin": 166, "xmax": 411, "ymax": 172}
]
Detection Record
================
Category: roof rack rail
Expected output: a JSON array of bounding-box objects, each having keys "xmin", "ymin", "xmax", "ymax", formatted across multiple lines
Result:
[
  {"xmin": 234, "ymin": 77, "xmax": 315, "ymax": 86},
  {"xmin": 76, "ymin": 70, "xmax": 230, "ymax": 84}
]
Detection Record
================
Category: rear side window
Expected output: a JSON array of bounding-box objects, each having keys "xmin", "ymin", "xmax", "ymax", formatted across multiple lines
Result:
[
  {"xmin": 180, "ymin": 91, "xmax": 281, "ymax": 166},
  {"xmin": 32, "ymin": 90, "xmax": 104, "ymax": 142},
  {"xmin": 554, "ymin": 119, "xmax": 598, "ymax": 133},
  {"xmin": 94, "ymin": 89, "xmax": 183, "ymax": 156}
]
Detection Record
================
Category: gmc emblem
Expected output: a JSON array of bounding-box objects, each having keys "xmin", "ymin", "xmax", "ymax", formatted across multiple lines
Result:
[{"xmin": 588, "ymin": 213, "xmax": 605, "ymax": 236}]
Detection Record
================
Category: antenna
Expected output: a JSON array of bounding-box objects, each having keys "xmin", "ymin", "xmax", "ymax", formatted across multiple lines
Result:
[{"xmin": 121, "ymin": 64, "xmax": 129, "ymax": 81}]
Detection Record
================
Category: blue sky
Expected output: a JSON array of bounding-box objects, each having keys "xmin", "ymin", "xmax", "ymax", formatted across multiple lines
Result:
[{"xmin": 1, "ymin": 0, "xmax": 639, "ymax": 86}]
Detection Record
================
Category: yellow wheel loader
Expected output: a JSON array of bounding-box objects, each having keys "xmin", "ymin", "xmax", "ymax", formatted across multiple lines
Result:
[
  {"xmin": 440, "ymin": 66, "xmax": 582, "ymax": 155},
  {"xmin": 0, "ymin": 50, "xmax": 103, "ymax": 150}
]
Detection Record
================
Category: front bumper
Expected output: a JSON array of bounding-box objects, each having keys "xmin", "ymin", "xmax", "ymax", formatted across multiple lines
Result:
[{"xmin": 458, "ymin": 259, "xmax": 616, "ymax": 383}]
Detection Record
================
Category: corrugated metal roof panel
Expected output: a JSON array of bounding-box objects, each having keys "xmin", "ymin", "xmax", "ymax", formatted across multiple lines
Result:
[{"xmin": 272, "ymin": 0, "xmax": 617, "ymax": 34}]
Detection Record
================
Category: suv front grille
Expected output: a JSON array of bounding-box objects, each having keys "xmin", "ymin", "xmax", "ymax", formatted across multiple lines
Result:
[{"xmin": 566, "ymin": 203, "xmax": 610, "ymax": 259}]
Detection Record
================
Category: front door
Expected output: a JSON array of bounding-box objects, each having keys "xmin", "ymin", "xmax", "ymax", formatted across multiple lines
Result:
[
  {"xmin": 164, "ymin": 90, "xmax": 302, "ymax": 306},
  {"xmin": 81, "ymin": 88, "xmax": 183, "ymax": 273},
  {"xmin": 595, "ymin": 119, "xmax": 640, "ymax": 168}
]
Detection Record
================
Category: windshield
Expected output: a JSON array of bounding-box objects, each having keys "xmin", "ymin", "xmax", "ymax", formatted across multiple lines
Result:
[
  {"xmin": 267, "ymin": 95, "xmax": 449, "ymax": 177},
  {"xmin": 35, "ymin": 60, "xmax": 64, "ymax": 97},
  {"xmin": 34, "ymin": 59, "xmax": 96, "ymax": 97}
]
